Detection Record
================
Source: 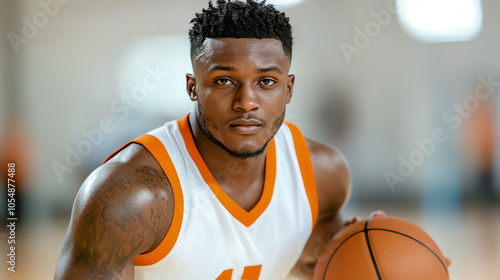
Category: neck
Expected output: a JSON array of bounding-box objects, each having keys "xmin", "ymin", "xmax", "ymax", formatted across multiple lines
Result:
[{"xmin": 188, "ymin": 112, "xmax": 268, "ymax": 191}]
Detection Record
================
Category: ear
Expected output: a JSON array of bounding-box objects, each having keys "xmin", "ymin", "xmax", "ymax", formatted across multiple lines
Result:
[
  {"xmin": 186, "ymin": 73, "xmax": 197, "ymax": 101},
  {"xmin": 286, "ymin": 74, "xmax": 295, "ymax": 104}
]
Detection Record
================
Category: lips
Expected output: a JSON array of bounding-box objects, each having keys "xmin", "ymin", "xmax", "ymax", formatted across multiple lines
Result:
[
  {"xmin": 228, "ymin": 118, "xmax": 263, "ymax": 134},
  {"xmin": 229, "ymin": 119, "xmax": 263, "ymax": 126}
]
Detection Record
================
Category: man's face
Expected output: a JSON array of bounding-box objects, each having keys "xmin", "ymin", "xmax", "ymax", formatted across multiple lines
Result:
[{"xmin": 188, "ymin": 38, "xmax": 294, "ymax": 159}]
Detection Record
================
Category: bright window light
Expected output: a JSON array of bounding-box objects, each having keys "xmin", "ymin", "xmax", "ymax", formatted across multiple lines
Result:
[
  {"xmin": 116, "ymin": 35, "xmax": 193, "ymax": 117},
  {"xmin": 397, "ymin": 0, "xmax": 483, "ymax": 43}
]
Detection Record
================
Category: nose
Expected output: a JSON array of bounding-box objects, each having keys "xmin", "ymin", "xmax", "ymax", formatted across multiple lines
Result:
[{"xmin": 233, "ymin": 83, "xmax": 260, "ymax": 112}]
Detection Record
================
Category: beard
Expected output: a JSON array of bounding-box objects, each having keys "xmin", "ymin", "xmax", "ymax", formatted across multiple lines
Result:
[{"xmin": 196, "ymin": 103, "xmax": 285, "ymax": 160}]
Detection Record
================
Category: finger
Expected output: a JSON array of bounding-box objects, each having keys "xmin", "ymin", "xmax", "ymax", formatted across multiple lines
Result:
[
  {"xmin": 445, "ymin": 257, "xmax": 452, "ymax": 267},
  {"xmin": 343, "ymin": 218, "xmax": 352, "ymax": 227},
  {"xmin": 369, "ymin": 210, "xmax": 386, "ymax": 219},
  {"xmin": 344, "ymin": 216, "xmax": 362, "ymax": 226}
]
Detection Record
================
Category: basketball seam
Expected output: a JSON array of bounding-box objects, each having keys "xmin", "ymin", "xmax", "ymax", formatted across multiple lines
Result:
[
  {"xmin": 367, "ymin": 228, "xmax": 449, "ymax": 276},
  {"xmin": 365, "ymin": 220, "xmax": 383, "ymax": 280},
  {"xmin": 322, "ymin": 230, "xmax": 365, "ymax": 280}
]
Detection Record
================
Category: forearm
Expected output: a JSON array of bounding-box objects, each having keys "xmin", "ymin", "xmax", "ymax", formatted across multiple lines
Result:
[{"xmin": 288, "ymin": 213, "xmax": 344, "ymax": 279}]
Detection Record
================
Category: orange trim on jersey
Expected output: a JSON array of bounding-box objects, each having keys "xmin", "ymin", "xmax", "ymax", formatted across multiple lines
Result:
[
  {"xmin": 284, "ymin": 121, "xmax": 319, "ymax": 230},
  {"xmin": 177, "ymin": 114, "xmax": 276, "ymax": 228},
  {"xmin": 103, "ymin": 134, "xmax": 184, "ymax": 266}
]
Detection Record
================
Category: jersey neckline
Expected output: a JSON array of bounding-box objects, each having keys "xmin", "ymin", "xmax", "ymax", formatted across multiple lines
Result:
[{"xmin": 177, "ymin": 113, "xmax": 276, "ymax": 228}]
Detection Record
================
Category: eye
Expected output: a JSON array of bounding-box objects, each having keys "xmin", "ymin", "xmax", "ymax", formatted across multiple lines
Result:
[
  {"xmin": 215, "ymin": 78, "xmax": 233, "ymax": 86},
  {"xmin": 260, "ymin": 78, "xmax": 276, "ymax": 86}
]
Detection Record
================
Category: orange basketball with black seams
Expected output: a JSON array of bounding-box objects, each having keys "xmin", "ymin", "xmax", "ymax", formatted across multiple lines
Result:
[{"xmin": 314, "ymin": 216, "xmax": 449, "ymax": 280}]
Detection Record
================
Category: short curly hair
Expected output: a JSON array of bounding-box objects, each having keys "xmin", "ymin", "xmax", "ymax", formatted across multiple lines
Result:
[{"xmin": 189, "ymin": 0, "xmax": 293, "ymax": 59}]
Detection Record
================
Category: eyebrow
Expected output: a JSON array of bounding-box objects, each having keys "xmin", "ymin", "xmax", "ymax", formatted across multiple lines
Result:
[
  {"xmin": 257, "ymin": 66, "xmax": 283, "ymax": 75},
  {"xmin": 208, "ymin": 65, "xmax": 283, "ymax": 75},
  {"xmin": 208, "ymin": 65, "xmax": 236, "ymax": 72}
]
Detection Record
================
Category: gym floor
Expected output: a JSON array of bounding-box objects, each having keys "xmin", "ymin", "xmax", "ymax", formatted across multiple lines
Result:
[{"xmin": 1, "ymin": 202, "xmax": 498, "ymax": 280}]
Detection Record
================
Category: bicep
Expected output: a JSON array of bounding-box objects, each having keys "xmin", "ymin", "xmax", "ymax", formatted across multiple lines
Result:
[
  {"xmin": 56, "ymin": 194, "xmax": 152, "ymax": 279},
  {"xmin": 55, "ymin": 204, "xmax": 145, "ymax": 279}
]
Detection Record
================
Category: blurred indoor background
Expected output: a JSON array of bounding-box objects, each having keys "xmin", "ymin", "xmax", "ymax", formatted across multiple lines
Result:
[{"xmin": 0, "ymin": 0, "xmax": 499, "ymax": 279}]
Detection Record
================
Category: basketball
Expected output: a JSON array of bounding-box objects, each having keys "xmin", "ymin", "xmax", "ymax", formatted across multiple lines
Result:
[{"xmin": 313, "ymin": 216, "xmax": 449, "ymax": 280}]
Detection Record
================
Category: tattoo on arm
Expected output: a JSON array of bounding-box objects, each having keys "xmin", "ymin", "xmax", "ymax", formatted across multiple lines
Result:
[{"xmin": 72, "ymin": 166, "xmax": 174, "ymax": 279}]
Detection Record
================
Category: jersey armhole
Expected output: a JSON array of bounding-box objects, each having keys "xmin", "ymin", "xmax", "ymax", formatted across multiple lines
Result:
[
  {"xmin": 103, "ymin": 134, "xmax": 184, "ymax": 266},
  {"xmin": 283, "ymin": 122, "xmax": 319, "ymax": 230}
]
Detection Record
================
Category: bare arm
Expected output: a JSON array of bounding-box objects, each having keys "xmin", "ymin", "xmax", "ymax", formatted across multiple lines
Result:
[
  {"xmin": 55, "ymin": 145, "xmax": 174, "ymax": 280},
  {"xmin": 289, "ymin": 139, "xmax": 351, "ymax": 279}
]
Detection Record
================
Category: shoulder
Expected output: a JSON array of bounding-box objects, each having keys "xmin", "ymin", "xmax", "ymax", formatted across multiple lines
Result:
[
  {"xmin": 73, "ymin": 143, "xmax": 174, "ymax": 254},
  {"xmin": 305, "ymin": 138, "xmax": 351, "ymax": 218}
]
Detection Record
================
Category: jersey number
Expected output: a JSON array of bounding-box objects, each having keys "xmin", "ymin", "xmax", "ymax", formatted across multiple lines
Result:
[{"xmin": 215, "ymin": 265, "xmax": 262, "ymax": 280}]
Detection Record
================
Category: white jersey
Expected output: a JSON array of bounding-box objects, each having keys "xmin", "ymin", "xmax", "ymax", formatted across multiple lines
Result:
[{"xmin": 105, "ymin": 114, "xmax": 318, "ymax": 280}]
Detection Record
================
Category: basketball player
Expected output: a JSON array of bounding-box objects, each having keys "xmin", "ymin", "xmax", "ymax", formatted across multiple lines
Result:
[{"xmin": 55, "ymin": 1, "xmax": 384, "ymax": 279}]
